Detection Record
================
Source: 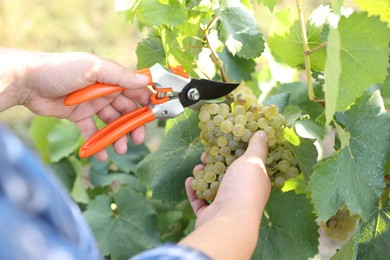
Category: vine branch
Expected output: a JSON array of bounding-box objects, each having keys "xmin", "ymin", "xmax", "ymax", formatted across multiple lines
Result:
[
  {"xmin": 202, "ymin": 15, "xmax": 228, "ymax": 82},
  {"xmin": 295, "ymin": 0, "xmax": 315, "ymax": 101}
]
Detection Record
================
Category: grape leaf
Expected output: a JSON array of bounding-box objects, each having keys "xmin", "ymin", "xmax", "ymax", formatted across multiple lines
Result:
[
  {"xmin": 257, "ymin": 0, "xmax": 278, "ymax": 12},
  {"xmin": 136, "ymin": 36, "xmax": 166, "ymax": 69},
  {"xmin": 115, "ymin": 0, "xmax": 141, "ymax": 22},
  {"xmin": 136, "ymin": 110, "xmax": 203, "ymax": 202},
  {"xmin": 137, "ymin": 0, "xmax": 187, "ymax": 26},
  {"xmin": 330, "ymin": 237, "xmax": 356, "ymax": 260},
  {"xmin": 217, "ymin": 0, "xmax": 265, "ymax": 59},
  {"xmin": 354, "ymin": 0, "xmax": 390, "ymax": 26},
  {"xmin": 84, "ymin": 187, "xmax": 159, "ymax": 259},
  {"xmin": 218, "ymin": 48, "xmax": 256, "ymax": 82},
  {"xmin": 47, "ymin": 121, "xmax": 82, "ymax": 162},
  {"xmin": 30, "ymin": 116, "xmax": 61, "ymax": 163},
  {"xmin": 49, "ymin": 157, "xmax": 77, "ymax": 192},
  {"xmin": 308, "ymin": 91, "xmax": 389, "ymax": 221},
  {"xmin": 267, "ymin": 7, "xmax": 327, "ymax": 71},
  {"xmin": 324, "ymin": 13, "xmax": 390, "ymax": 123},
  {"xmin": 288, "ymin": 138, "xmax": 318, "ymax": 180},
  {"xmin": 355, "ymin": 194, "xmax": 390, "ymax": 259},
  {"xmin": 253, "ymin": 190, "xmax": 319, "ymax": 260}
]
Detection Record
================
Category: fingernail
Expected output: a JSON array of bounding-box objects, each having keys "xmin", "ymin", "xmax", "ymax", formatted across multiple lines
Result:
[
  {"xmin": 257, "ymin": 131, "xmax": 267, "ymax": 141},
  {"xmin": 135, "ymin": 73, "xmax": 150, "ymax": 83}
]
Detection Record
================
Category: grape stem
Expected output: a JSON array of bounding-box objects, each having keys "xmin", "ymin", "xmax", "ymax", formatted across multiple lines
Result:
[
  {"xmin": 305, "ymin": 42, "xmax": 328, "ymax": 55},
  {"xmin": 203, "ymin": 15, "xmax": 228, "ymax": 82},
  {"xmin": 295, "ymin": 0, "xmax": 315, "ymax": 101}
]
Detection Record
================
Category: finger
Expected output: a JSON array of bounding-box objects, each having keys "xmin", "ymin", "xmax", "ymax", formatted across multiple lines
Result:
[
  {"xmin": 200, "ymin": 152, "xmax": 207, "ymax": 165},
  {"xmin": 185, "ymin": 177, "xmax": 208, "ymax": 215},
  {"xmin": 129, "ymin": 126, "xmax": 146, "ymax": 145},
  {"xmin": 241, "ymin": 131, "xmax": 268, "ymax": 163},
  {"xmin": 123, "ymin": 88, "xmax": 151, "ymax": 106},
  {"xmin": 111, "ymin": 95, "xmax": 140, "ymax": 115},
  {"xmin": 193, "ymin": 164, "xmax": 205, "ymax": 174}
]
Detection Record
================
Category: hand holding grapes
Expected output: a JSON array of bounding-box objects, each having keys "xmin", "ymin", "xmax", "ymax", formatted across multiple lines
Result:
[{"xmin": 180, "ymin": 131, "xmax": 271, "ymax": 260}]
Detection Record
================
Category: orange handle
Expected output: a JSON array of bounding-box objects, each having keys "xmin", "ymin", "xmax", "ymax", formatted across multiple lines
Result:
[
  {"xmin": 64, "ymin": 68, "xmax": 152, "ymax": 106},
  {"xmin": 79, "ymin": 106, "xmax": 155, "ymax": 158}
]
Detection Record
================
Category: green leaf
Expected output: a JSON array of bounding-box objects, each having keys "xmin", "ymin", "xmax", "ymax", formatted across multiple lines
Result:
[
  {"xmin": 218, "ymin": 48, "xmax": 256, "ymax": 82},
  {"xmin": 324, "ymin": 12, "xmax": 390, "ymax": 123},
  {"xmin": 263, "ymin": 92, "xmax": 290, "ymax": 112},
  {"xmin": 49, "ymin": 158, "xmax": 77, "ymax": 192},
  {"xmin": 137, "ymin": 0, "xmax": 187, "ymax": 26},
  {"xmin": 268, "ymin": 7, "xmax": 327, "ymax": 71},
  {"xmin": 257, "ymin": 0, "xmax": 278, "ymax": 12},
  {"xmin": 47, "ymin": 120, "xmax": 81, "ymax": 162},
  {"xmin": 115, "ymin": 0, "xmax": 141, "ymax": 22},
  {"xmin": 217, "ymin": 0, "xmax": 265, "ymax": 59},
  {"xmin": 355, "ymin": 194, "xmax": 390, "ymax": 259},
  {"xmin": 354, "ymin": 0, "xmax": 390, "ymax": 26},
  {"xmin": 136, "ymin": 110, "xmax": 203, "ymax": 202},
  {"xmin": 30, "ymin": 116, "xmax": 60, "ymax": 163},
  {"xmin": 136, "ymin": 36, "xmax": 166, "ymax": 69},
  {"xmin": 253, "ymin": 190, "xmax": 319, "ymax": 260},
  {"xmin": 308, "ymin": 91, "xmax": 389, "ymax": 221},
  {"xmin": 84, "ymin": 187, "xmax": 159, "ymax": 259},
  {"xmin": 330, "ymin": 237, "xmax": 356, "ymax": 260},
  {"xmin": 90, "ymin": 172, "xmax": 146, "ymax": 193},
  {"xmin": 288, "ymin": 138, "xmax": 318, "ymax": 180},
  {"xmin": 283, "ymin": 105, "xmax": 303, "ymax": 127}
]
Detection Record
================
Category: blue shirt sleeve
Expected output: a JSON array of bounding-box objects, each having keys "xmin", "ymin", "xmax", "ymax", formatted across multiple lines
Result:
[
  {"xmin": 131, "ymin": 243, "xmax": 212, "ymax": 260},
  {"xmin": 0, "ymin": 124, "xmax": 102, "ymax": 260}
]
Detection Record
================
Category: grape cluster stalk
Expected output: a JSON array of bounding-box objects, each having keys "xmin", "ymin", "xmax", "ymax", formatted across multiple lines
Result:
[{"xmin": 191, "ymin": 94, "xmax": 301, "ymax": 202}]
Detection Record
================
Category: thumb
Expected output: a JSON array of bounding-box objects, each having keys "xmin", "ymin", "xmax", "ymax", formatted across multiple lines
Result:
[{"xmin": 241, "ymin": 131, "xmax": 268, "ymax": 164}]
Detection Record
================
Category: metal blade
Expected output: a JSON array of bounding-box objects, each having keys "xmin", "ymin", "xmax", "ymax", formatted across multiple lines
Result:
[{"xmin": 179, "ymin": 79, "xmax": 240, "ymax": 107}]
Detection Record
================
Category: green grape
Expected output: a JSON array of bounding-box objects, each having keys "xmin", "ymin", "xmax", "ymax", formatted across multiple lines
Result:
[
  {"xmin": 245, "ymin": 111, "xmax": 254, "ymax": 121},
  {"xmin": 246, "ymin": 121, "xmax": 258, "ymax": 132},
  {"xmin": 213, "ymin": 126, "xmax": 222, "ymax": 137},
  {"xmin": 281, "ymin": 149, "xmax": 294, "ymax": 161},
  {"xmin": 190, "ymin": 179, "xmax": 197, "ymax": 190},
  {"xmin": 194, "ymin": 170, "xmax": 204, "ymax": 179},
  {"xmin": 235, "ymin": 148, "xmax": 245, "ymax": 158},
  {"xmin": 267, "ymin": 136, "xmax": 277, "ymax": 147},
  {"xmin": 209, "ymin": 145, "xmax": 220, "ymax": 156},
  {"xmin": 214, "ymin": 155, "xmax": 225, "ymax": 163},
  {"xmin": 203, "ymin": 189, "xmax": 215, "ymax": 201},
  {"xmin": 213, "ymin": 161, "xmax": 226, "ymax": 174},
  {"xmin": 269, "ymin": 116, "xmax": 282, "ymax": 128},
  {"xmin": 218, "ymin": 173, "xmax": 225, "ymax": 182},
  {"xmin": 264, "ymin": 126, "xmax": 275, "ymax": 138},
  {"xmin": 233, "ymin": 105, "xmax": 246, "ymax": 115},
  {"xmin": 213, "ymin": 114, "xmax": 224, "ymax": 126},
  {"xmin": 220, "ymin": 120, "xmax": 234, "ymax": 133},
  {"xmin": 205, "ymin": 154, "xmax": 215, "ymax": 164},
  {"xmin": 269, "ymin": 104, "xmax": 279, "ymax": 116},
  {"xmin": 204, "ymin": 164, "xmax": 213, "ymax": 172},
  {"xmin": 287, "ymin": 166, "xmax": 299, "ymax": 178},
  {"xmin": 219, "ymin": 102, "xmax": 230, "ymax": 111},
  {"xmin": 196, "ymin": 179, "xmax": 208, "ymax": 191},
  {"xmin": 234, "ymin": 114, "xmax": 248, "ymax": 125},
  {"xmin": 219, "ymin": 146, "xmax": 231, "ymax": 157},
  {"xmin": 257, "ymin": 118, "xmax": 268, "ymax": 129},
  {"xmin": 199, "ymin": 110, "xmax": 211, "ymax": 122},
  {"xmin": 217, "ymin": 136, "xmax": 228, "ymax": 147},
  {"xmin": 225, "ymin": 154, "xmax": 237, "ymax": 166},
  {"xmin": 210, "ymin": 181, "xmax": 220, "ymax": 193},
  {"xmin": 232, "ymin": 124, "xmax": 245, "ymax": 137},
  {"xmin": 228, "ymin": 139, "xmax": 240, "ymax": 151},
  {"xmin": 274, "ymin": 176, "xmax": 285, "ymax": 188},
  {"xmin": 266, "ymin": 154, "xmax": 274, "ymax": 165},
  {"xmin": 196, "ymin": 190, "xmax": 204, "ymax": 199},
  {"xmin": 207, "ymin": 103, "xmax": 220, "ymax": 115},
  {"xmin": 218, "ymin": 108, "xmax": 230, "ymax": 119},
  {"xmin": 241, "ymin": 129, "xmax": 253, "ymax": 142},
  {"xmin": 204, "ymin": 171, "xmax": 217, "ymax": 183},
  {"xmin": 277, "ymin": 160, "xmax": 290, "ymax": 173},
  {"xmin": 261, "ymin": 106, "xmax": 272, "ymax": 119},
  {"xmin": 205, "ymin": 120, "xmax": 214, "ymax": 131}
]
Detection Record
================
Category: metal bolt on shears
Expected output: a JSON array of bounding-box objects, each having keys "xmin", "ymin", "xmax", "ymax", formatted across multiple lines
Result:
[{"xmin": 64, "ymin": 63, "xmax": 239, "ymax": 158}]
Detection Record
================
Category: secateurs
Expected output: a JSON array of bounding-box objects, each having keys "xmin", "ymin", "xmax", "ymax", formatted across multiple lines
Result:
[{"xmin": 64, "ymin": 63, "xmax": 239, "ymax": 158}]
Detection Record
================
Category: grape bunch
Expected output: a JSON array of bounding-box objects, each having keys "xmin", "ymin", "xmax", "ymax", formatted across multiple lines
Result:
[
  {"xmin": 320, "ymin": 208, "xmax": 359, "ymax": 241},
  {"xmin": 190, "ymin": 96, "xmax": 301, "ymax": 202}
]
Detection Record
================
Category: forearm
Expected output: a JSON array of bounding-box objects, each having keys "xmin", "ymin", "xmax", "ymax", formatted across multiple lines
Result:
[{"xmin": 179, "ymin": 208, "xmax": 262, "ymax": 260}]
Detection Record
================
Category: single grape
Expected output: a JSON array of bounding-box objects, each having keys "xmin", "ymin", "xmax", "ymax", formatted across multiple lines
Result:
[
  {"xmin": 241, "ymin": 129, "xmax": 253, "ymax": 142},
  {"xmin": 190, "ymin": 179, "xmax": 197, "ymax": 190},
  {"xmin": 257, "ymin": 118, "xmax": 268, "ymax": 129},
  {"xmin": 194, "ymin": 170, "xmax": 204, "ymax": 179},
  {"xmin": 209, "ymin": 145, "xmax": 220, "ymax": 156},
  {"xmin": 277, "ymin": 160, "xmax": 290, "ymax": 173},
  {"xmin": 234, "ymin": 114, "xmax": 248, "ymax": 125},
  {"xmin": 199, "ymin": 110, "xmax": 211, "ymax": 122},
  {"xmin": 213, "ymin": 114, "xmax": 224, "ymax": 126},
  {"xmin": 225, "ymin": 154, "xmax": 237, "ymax": 166},
  {"xmin": 217, "ymin": 136, "xmax": 228, "ymax": 147},
  {"xmin": 207, "ymin": 103, "xmax": 220, "ymax": 115},
  {"xmin": 219, "ymin": 146, "xmax": 231, "ymax": 157},
  {"xmin": 203, "ymin": 189, "xmax": 215, "ymax": 201},
  {"xmin": 233, "ymin": 105, "xmax": 246, "ymax": 115},
  {"xmin": 246, "ymin": 121, "xmax": 258, "ymax": 132},
  {"xmin": 220, "ymin": 120, "xmax": 234, "ymax": 133},
  {"xmin": 204, "ymin": 171, "xmax": 217, "ymax": 183},
  {"xmin": 274, "ymin": 176, "xmax": 285, "ymax": 188},
  {"xmin": 210, "ymin": 181, "xmax": 220, "ymax": 193},
  {"xmin": 232, "ymin": 124, "xmax": 245, "ymax": 137},
  {"xmin": 196, "ymin": 179, "xmax": 208, "ymax": 191},
  {"xmin": 213, "ymin": 161, "xmax": 226, "ymax": 174}
]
